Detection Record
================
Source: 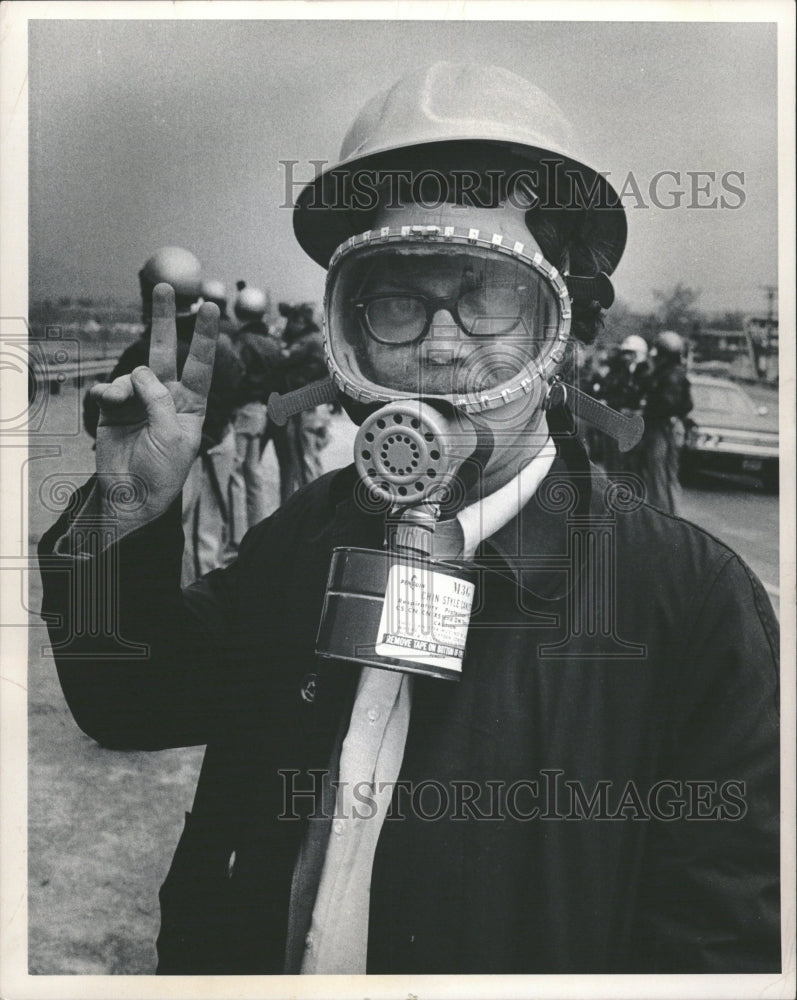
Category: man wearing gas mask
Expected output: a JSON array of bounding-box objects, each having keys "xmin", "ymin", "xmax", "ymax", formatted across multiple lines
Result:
[{"xmin": 39, "ymin": 63, "xmax": 779, "ymax": 976}]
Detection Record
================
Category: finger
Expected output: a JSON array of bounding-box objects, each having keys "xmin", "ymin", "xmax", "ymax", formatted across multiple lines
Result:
[
  {"xmin": 180, "ymin": 302, "xmax": 219, "ymax": 401},
  {"xmin": 149, "ymin": 283, "xmax": 178, "ymax": 382},
  {"xmin": 130, "ymin": 366, "xmax": 178, "ymax": 426}
]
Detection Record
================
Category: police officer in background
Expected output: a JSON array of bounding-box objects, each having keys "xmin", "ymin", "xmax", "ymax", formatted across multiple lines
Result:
[
  {"xmin": 638, "ymin": 330, "xmax": 693, "ymax": 514},
  {"xmin": 277, "ymin": 302, "xmax": 331, "ymax": 501},
  {"xmin": 200, "ymin": 279, "xmax": 238, "ymax": 337},
  {"xmin": 619, "ymin": 334, "xmax": 650, "ymax": 385},
  {"xmin": 597, "ymin": 334, "xmax": 649, "ymax": 476},
  {"xmin": 230, "ymin": 286, "xmax": 284, "ymax": 530},
  {"xmin": 83, "ymin": 247, "xmax": 243, "ymax": 584}
]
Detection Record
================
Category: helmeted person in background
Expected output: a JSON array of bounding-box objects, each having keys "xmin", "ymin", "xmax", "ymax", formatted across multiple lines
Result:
[
  {"xmin": 578, "ymin": 347, "xmax": 610, "ymax": 463},
  {"xmin": 200, "ymin": 279, "xmax": 238, "ymax": 337},
  {"xmin": 228, "ymin": 285, "xmax": 284, "ymax": 531},
  {"xmin": 83, "ymin": 247, "xmax": 243, "ymax": 584},
  {"xmin": 596, "ymin": 334, "xmax": 649, "ymax": 475},
  {"xmin": 638, "ymin": 330, "xmax": 693, "ymax": 514},
  {"xmin": 234, "ymin": 285, "xmax": 269, "ymax": 333},
  {"xmin": 277, "ymin": 301, "xmax": 331, "ymax": 501},
  {"xmin": 41, "ymin": 63, "xmax": 778, "ymax": 976},
  {"xmin": 620, "ymin": 333, "xmax": 649, "ymax": 380}
]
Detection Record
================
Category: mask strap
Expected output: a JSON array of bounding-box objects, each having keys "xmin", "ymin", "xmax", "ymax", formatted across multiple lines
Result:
[
  {"xmin": 267, "ymin": 376, "xmax": 338, "ymax": 425},
  {"xmin": 546, "ymin": 376, "xmax": 644, "ymax": 453}
]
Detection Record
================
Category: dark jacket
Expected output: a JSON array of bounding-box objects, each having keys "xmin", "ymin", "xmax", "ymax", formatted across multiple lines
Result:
[
  {"xmin": 38, "ymin": 455, "xmax": 780, "ymax": 975},
  {"xmin": 234, "ymin": 322, "xmax": 286, "ymax": 405},
  {"xmin": 83, "ymin": 317, "xmax": 243, "ymax": 450},
  {"xmin": 598, "ymin": 358, "xmax": 649, "ymax": 412},
  {"xmin": 642, "ymin": 358, "xmax": 693, "ymax": 426},
  {"xmin": 281, "ymin": 329, "xmax": 328, "ymax": 392}
]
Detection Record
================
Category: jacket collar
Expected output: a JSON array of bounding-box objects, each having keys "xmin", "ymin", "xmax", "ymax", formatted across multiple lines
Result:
[{"xmin": 481, "ymin": 452, "xmax": 591, "ymax": 601}]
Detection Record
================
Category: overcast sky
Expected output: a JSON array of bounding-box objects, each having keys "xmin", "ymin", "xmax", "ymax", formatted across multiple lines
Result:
[{"xmin": 28, "ymin": 16, "xmax": 778, "ymax": 315}]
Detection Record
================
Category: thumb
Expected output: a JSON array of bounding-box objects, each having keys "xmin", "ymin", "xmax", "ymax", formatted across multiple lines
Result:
[
  {"xmin": 129, "ymin": 366, "xmax": 177, "ymax": 425},
  {"xmin": 92, "ymin": 373, "xmax": 134, "ymax": 406}
]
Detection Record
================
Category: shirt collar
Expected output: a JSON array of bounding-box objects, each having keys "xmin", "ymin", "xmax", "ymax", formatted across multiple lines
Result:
[{"xmin": 484, "ymin": 449, "xmax": 593, "ymax": 600}]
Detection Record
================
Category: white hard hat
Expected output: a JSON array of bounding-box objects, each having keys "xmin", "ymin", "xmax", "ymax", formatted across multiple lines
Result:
[
  {"xmin": 620, "ymin": 335, "xmax": 648, "ymax": 360},
  {"xmin": 654, "ymin": 330, "xmax": 685, "ymax": 357},
  {"xmin": 201, "ymin": 279, "xmax": 227, "ymax": 303},
  {"xmin": 293, "ymin": 61, "xmax": 627, "ymax": 277},
  {"xmin": 235, "ymin": 286, "xmax": 268, "ymax": 319},
  {"xmin": 139, "ymin": 247, "xmax": 202, "ymax": 301}
]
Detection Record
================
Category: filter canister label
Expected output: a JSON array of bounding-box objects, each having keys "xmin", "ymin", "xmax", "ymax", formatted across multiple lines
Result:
[{"xmin": 375, "ymin": 562, "xmax": 475, "ymax": 674}]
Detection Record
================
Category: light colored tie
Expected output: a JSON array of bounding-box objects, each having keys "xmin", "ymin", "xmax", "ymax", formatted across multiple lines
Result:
[{"xmin": 300, "ymin": 668, "xmax": 412, "ymax": 974}]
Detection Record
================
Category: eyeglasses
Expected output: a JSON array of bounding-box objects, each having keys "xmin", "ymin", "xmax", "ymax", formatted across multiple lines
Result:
[{"xmin": 353, "ymin": 285, "xmax": 527, "ymax": 345}]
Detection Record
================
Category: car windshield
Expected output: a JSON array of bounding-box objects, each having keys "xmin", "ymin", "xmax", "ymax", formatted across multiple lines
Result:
[{"xmin": 692, "ymin": 383, "xmax": 756, "ymax": 415}]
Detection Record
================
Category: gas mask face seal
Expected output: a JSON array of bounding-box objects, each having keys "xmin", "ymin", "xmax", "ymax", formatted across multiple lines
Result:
[{"xmin": 324, "ymin": 226, "xmax": 572, "ymax": 415}]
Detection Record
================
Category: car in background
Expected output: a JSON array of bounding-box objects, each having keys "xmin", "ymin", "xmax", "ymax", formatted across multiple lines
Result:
[{"xmin": 680, "ymin": 375, "xmax": 779, "ymax": 491}]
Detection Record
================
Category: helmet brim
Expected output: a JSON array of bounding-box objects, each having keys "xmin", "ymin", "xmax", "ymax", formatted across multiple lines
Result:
[{"xmin": 293, "ymin": 139, "xmax": 627, "ymax": 276}]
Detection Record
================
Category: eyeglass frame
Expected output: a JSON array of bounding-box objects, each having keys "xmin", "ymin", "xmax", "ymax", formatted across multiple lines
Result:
[{"xmin": 352, "ymin": 285, "xmax": 530, "ymax": 345}]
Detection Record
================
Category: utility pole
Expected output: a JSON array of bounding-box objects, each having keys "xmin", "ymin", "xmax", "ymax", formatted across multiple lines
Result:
[
  {"xmin": 759, "ymin": 285, "xmax": 777, "ymax": 379},
  {"xmin": 760, "ymin": 285, "xmax": 777, "ymax": 325}
]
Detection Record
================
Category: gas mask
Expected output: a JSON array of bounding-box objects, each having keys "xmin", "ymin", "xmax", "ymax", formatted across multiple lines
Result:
[
  {"xmin": 269, "ymin": 215, "xmax": 641, "ymax": 680},
  {"xmin": 328, "ymin": 223, "xmax": 571, "ymax": 503}
]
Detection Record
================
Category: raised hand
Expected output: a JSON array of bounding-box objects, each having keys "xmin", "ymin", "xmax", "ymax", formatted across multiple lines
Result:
[{"xmin": 88, "ymin": 283, "xmax": 219, "ymax": 527}]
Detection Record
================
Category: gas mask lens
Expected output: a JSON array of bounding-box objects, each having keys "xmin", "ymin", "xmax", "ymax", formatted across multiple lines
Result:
[{"xmin": 325, "ymin": 235, "xmax": 570, "ymax": 411}]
